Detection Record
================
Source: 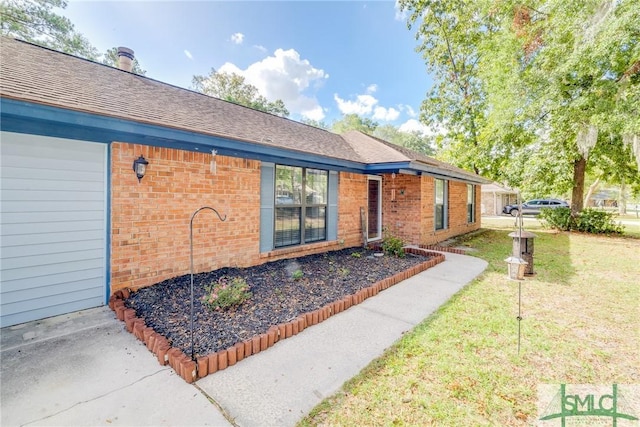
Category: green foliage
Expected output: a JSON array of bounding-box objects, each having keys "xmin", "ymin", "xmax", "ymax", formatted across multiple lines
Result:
[
  {"xmin": 539, "ymin": 207, "xmax": 624, "ymax": 234},
  {"xmin": 331, "ymin": 114, "xmax": 378, "ymax": 135},
  {"xmin": 300, "ymin": 118, "xmax": 330, "ymax": 130},
  {"xmin": 1, "ymin": 0, "xmax": 98, "ymax": 59},
  {"xmin": 192, "ymin": 68, "xmax": 289, "ymax": 117},
  {"xmin": 398, "ymin": 0, "xmax": 640, "ymax": 205},
  {"xmin": 202, "ymin": 276, "xmax": 252, "ymax": 311},
  {"xmin": 381, "ymin": 229, "xmax": 405, "ymax": 258},
  {"xmin": 350, "ymin": 251, "xmax": 362, "ymax": 258},
  {"xmin": 291, "ymin": 269, "xmax": 304, "ymax": 280},
  {"xmin": 373, "ymin": 124, "xmax": 435, "ymax": 156}
]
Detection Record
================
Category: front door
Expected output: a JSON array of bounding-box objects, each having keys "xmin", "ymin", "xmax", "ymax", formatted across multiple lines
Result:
[{"xmin": 367, "ymin": 177, "xmax": 382, "ymax": 241}]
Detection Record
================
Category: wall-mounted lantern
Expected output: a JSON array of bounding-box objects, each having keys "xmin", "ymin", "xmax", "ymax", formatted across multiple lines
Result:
[{"xmin": 133, "ymin": 155, "xmax": 148, "ymax": 182}]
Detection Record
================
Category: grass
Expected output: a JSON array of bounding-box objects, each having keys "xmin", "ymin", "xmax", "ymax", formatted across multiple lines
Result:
[{"xmin": 299, "ymin": 226, "xmax": 639, "ymax": 426}]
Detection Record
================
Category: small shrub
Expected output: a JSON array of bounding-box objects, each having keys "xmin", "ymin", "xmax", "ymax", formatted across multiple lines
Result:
[
  {"xmin": 382, "ymin": 229, "xmax": 405, "ymax": 258},
  {"xmin": 539, "ymin": 207, "xmax": 624, "ymax": 234},
  {"xmin": 539, "ymin": 207, "xmax": 573, "ymax": 230},
  {"xmin": 351, "ymin": 252, "xmax": 362, "ymax": 258},
  {"xmin": 202, "ymin": 276, "xmax": 252, "ymax": 311},
  {"xmin": 575, "ymin": 208, "xmax": 624, "ymax": 234},
  {"xmin": 292, "ymin": 269, "xmax": 304, "ymax": 280}
]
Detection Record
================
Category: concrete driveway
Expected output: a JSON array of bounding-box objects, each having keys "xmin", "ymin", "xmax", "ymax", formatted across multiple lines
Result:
[{"xmin": 0, "ymin": 307, "xmax": 231, "ymax": 427}]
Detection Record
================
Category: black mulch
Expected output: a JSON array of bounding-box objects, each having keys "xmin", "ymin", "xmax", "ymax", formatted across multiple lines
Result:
[{"xmin": 125, "ymin": 247, "xmax": 431, "ymax": 358}]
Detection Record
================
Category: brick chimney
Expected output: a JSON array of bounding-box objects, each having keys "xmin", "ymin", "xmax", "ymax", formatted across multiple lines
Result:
[{"xmin": 117, "ymin": 47, "xmax": 134, "ymax": 72}]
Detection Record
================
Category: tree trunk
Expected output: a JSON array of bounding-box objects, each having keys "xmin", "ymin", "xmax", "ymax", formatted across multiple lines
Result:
[
  {"xmin": 619, "ymin": 180, "xmax": 627, "ymax": 215},
  {"xmin": 571, "ymin": 156, "xmax": 586, "ymax": 214},
  {"xmin": 584, "ymin": 176, "xmax": 601, "ymax": 208}
]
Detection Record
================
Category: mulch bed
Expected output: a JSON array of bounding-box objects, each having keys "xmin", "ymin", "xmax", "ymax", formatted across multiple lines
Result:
[{"xmin": 125, "ymin": 247, "xmax": 431, "ymax": 358}]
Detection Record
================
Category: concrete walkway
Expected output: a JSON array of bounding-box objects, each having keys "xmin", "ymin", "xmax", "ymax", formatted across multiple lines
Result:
[{"xmin": 1, "ymin": 251, "xmax": 487, "ymax": 427}]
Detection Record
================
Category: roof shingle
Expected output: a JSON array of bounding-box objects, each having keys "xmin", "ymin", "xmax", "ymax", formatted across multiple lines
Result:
[{"xmin": 1, "ymin": 37, "xmax": 489, "ymax": 184}]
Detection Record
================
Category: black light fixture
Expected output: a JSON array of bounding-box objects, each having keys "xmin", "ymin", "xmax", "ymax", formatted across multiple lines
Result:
[{"xmin": 133, "ymin": 155, "xmax": 149, "ymax": 182}]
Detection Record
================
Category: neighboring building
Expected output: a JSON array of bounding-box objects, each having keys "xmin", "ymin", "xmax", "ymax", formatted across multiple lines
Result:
[
  {"xmin": 587, "ymin": 190, "xmax": 618, "ymax": 208},
  {"xmin": 0, "ymin": 38, "xmax": 490, "ymax": 327},
  {"xmin": 481, "ymin": 183, "xmax": 518, "ymax": 216}
]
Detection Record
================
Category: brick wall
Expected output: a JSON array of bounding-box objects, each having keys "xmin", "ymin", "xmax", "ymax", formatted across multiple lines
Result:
[
  {"xmin": 337, "ymin": 172, "xmax": 368, "ymax": 248},
  {"xmin": 111, "ymin": 143, "xmax": 261, "ymax": 292},
  {"xmin": 422, "ymin": 179, "xmax": 481, "ymax": 244},
  {"xmin": 379, "ymin": 174, "xmax": 481, "ymax": 246},
  {"xmin": 110, "ymin": 143, "xmax": 481, "ymax": 294},
  {"xmin": 111, "ymin": 145, "xmax": 370, "ymax": 293},
  {"xmin": 382, "ymin": 173, "xmax": 422, "ymax": 245}
]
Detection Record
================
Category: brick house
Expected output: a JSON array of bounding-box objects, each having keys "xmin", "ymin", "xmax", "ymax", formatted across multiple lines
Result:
[{"xmin": 0, "ymin": 38, "xmax": 490, "ymax": 327}]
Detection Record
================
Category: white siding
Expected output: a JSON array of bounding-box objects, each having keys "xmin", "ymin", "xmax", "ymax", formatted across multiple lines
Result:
[{"xmin": 1, "ymin": 131, "xmax": 107, "ymax": 327}]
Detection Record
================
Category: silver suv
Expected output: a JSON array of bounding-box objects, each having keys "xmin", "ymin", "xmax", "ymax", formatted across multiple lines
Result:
[{"xmin": 502, "ymin": 198, "xmax": 569, "ymax": 216}]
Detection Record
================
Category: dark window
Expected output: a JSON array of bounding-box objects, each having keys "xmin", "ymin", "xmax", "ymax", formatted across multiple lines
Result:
[
  {"xmin": 435, "ymin": 179, "xmax": 447, "ymax": 230},
  {"xmin": 274, "ymin": 165, "xmax": 327, "ymax": 248},
  {"xmin": 467, "ymin": 184, "xmax": 476, "ymax": 223}
]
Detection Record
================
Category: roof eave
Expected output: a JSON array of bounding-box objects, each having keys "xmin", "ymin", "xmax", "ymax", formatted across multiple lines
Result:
[
  {"xmin": 0, "ymin": 98, "xmax": 366, "ymax": 173},
  {"xmin": 363, "ymin": 160, "xmax": 491, "ymax": 184}
]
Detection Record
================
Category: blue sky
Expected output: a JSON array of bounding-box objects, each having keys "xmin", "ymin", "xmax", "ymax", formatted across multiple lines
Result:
[{"xmin": 62, "ymin": 1, "xmax": 433, "ymax": 131}]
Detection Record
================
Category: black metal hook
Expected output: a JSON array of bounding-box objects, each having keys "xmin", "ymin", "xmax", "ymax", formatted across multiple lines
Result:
[{"xmin": 189, "ymin": 206, "xmax": 227, "ymax": 360}]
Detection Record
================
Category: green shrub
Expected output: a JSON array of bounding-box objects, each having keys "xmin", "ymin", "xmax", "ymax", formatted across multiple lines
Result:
[
  {"xmin": 539, "ymin": 207, "xmax": 624, "ymax": 234},
  {"xmin": 539, "ymin": 207, "xmax": 573, "ymax": 230},
  {"xmin": 575, "ymin": 208, "xmax": 624, "ymax": 234},
  {"xmin": 292, "ymin": 269, "xmax": 304, "ymax": 280},
  {"xmin": 202, "ymin": 276, "xmax": 252, "ymax": 311},
  {"xmin": 381, "ymin": 229, "xmax": 405, "ymax": 258}
]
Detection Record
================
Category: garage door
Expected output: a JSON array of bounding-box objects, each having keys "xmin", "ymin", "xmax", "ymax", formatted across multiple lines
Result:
[{"xmin": 1, "ymin": 131, "xmax": 107, "ymax": 327}]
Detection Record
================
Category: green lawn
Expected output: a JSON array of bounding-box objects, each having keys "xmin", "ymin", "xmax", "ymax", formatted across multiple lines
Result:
[{"xmin": 299, "ymin": 227, "xmax": 639, "ymax": 426}]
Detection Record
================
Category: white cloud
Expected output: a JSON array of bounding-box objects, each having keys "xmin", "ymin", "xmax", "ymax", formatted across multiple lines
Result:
[
  {"xmin": 231, "ymin": 33, "xmax": 244, "ymax": 44},
  {"xmin": 399, "ymin": 119, "xmax": 446, "ymax": 136},
  {"xmin": 253, "ymin": 44, "xmax": 267, "ymax": 53},
  {"xmin": 184, "ymin": 50, "xmax": 193, "ymax": 60},
  {"xmin": 403, "ymin": 105, "xmax": 417, "ymax": 118},
  {"xmin": 373, "ymin": 106, "xmax": 400, "ymax": 121},
  {"xmin": 333, "ymin": 93, "xmax": 378, "ymax": 115},
  {"xmin": 218, "ymin": 48, "xmax": 328, "ymax": 120},
  {"xmin": 334, "ymin": 87, "xmax": 402, "ymax": 123},
  {"xmin": 399, "ymin": 119, "xmax": 430, "ymax": 134}
]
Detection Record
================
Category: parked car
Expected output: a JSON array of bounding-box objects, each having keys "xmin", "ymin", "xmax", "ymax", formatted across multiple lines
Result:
[{"xmin": 502, "ymin": 198, "xmax": 569, "ymax": 216}]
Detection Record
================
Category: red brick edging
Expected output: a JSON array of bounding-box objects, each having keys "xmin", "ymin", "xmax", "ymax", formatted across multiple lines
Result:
[
  {"xmin": 109, "ymin": 248, "xmax": 446, "ymax": 383},
  {"xmin": 417, "ymin": 244, "xmax": 467, "ymax": 255}
]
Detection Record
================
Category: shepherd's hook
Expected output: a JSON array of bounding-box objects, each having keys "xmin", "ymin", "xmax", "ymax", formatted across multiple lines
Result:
[{"xmin": 190, "ymin": 207, "xmax": 227, "ymax": 360}]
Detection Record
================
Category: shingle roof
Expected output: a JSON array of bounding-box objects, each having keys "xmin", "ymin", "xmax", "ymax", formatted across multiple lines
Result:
[
  {"xmin": 0, "ymin": 37, "xmax": 362, "ymax": 163},
  {"xmin": 0, "ymin": 37, "xmax": 489, "ymax": 184},
  {"xmin": 342, "ymin": 130, "xmax": 490, "ymax": 183}
]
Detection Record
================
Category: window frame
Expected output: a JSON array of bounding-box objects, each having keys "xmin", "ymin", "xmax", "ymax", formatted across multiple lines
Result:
[
  {"xmin": 435, "ymin": 178, "xmax": 448, "ymax": 231},
  {"xmin": 367, "ymin": 175, "xmax": 382, "ymax": 242},
  {"xmin": 467, "ymin": 184, "xmax": 476, "ymax": 223},
  {"xmin": 273, "ymin": 165, "xmax": 328, "ymax": 248}
]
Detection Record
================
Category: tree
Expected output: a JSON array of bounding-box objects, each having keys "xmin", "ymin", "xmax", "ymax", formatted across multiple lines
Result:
[
  {"xmin": 300, "ymin": 118, "xmax": 330, "ymax": 130},
  {"xmin": 499, "ymin": 0, "xmax": 640, "ymax": 212},
  {"xmin": 399, "ymin": 0, "xmax": 501, "ymax": 175},
  {"xmin": 373, "ymin": 124, "xmax": 435, "ymax": 156},
  {"xmin": 330, "ymin": 114, "xmax": 378, "ymax": 135},
  {"xmin": 101, "ymin": 47, "xmax": 146, "ymax": 75},
  {"xmin": 192, "ymin": 69, "xmax": 289, "ymax": 117},
  {"xmin": 399, "ymin": 0, "xmax": 640, "ymax": 212},
  {"xmin": 1, "ymin": 0, "xmax": 98, "ymax": 59}
]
